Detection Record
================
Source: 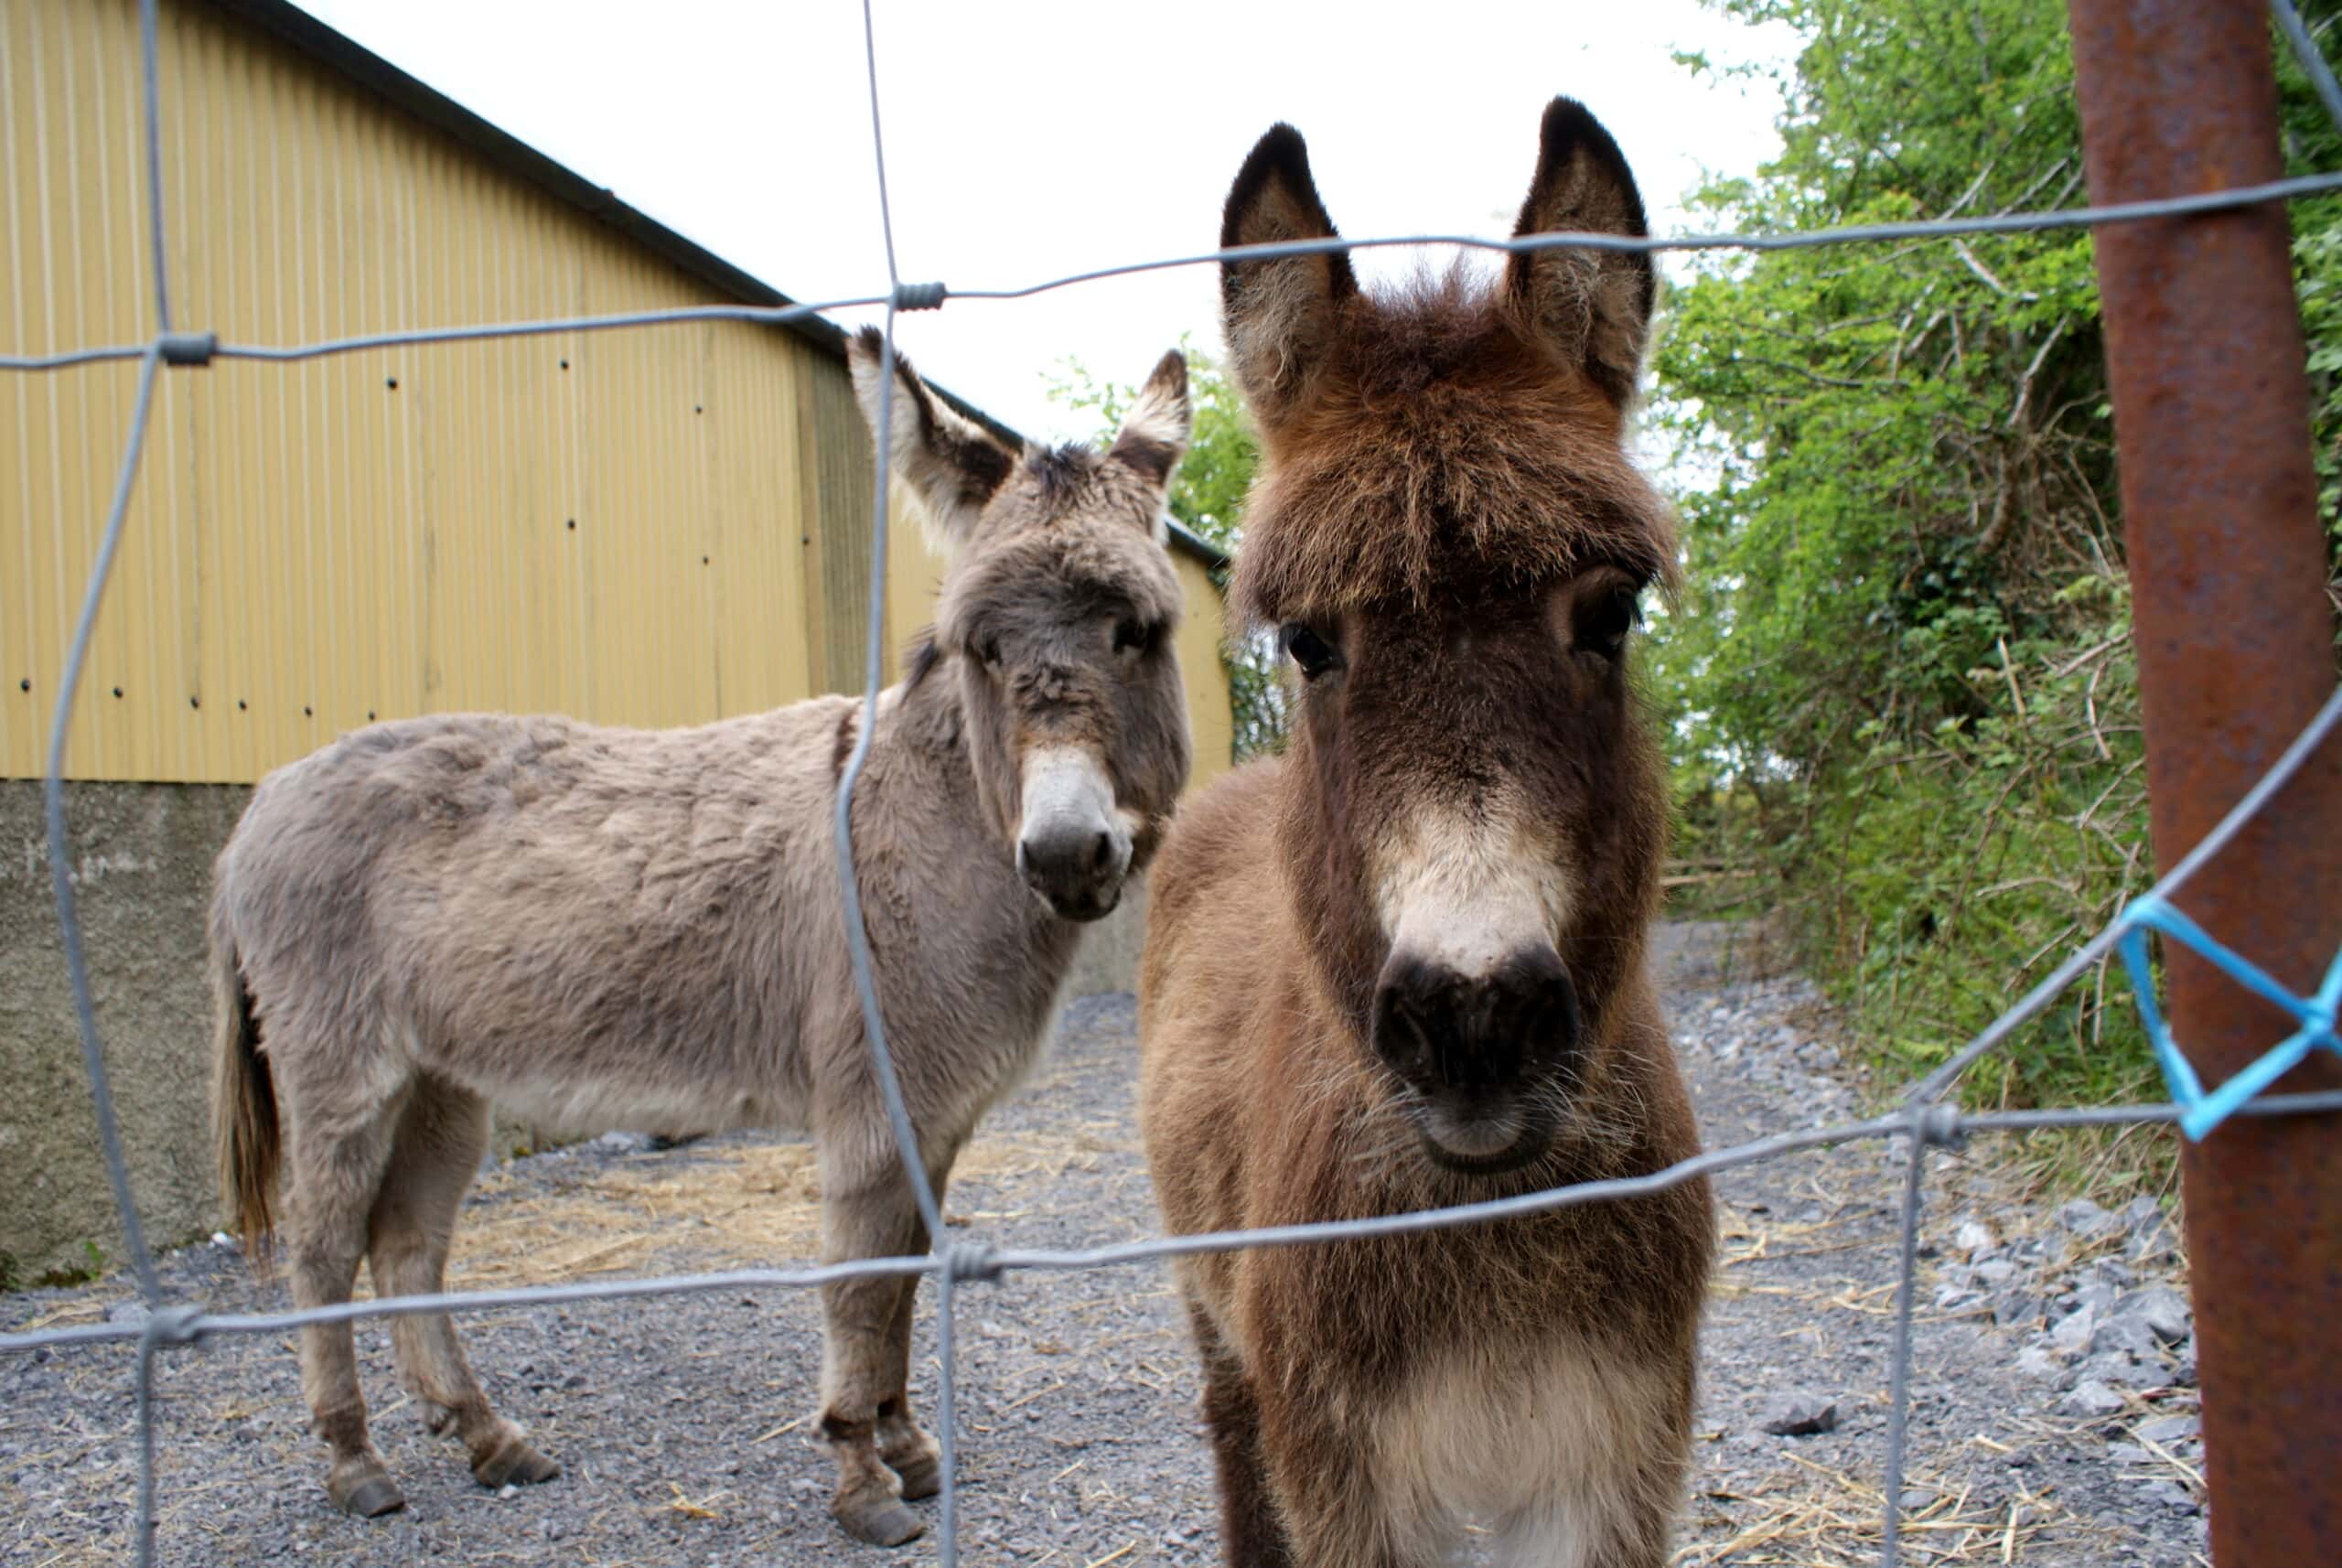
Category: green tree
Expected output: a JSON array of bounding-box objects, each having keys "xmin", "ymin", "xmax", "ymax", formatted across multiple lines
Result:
[
  {"xmin": 1048, "ymin": 341, "xmax": 1286, "ymax": 758},
  {"xmin": 1652, "ymin": 0, "xmax": 2342, "ymax": 1111}
]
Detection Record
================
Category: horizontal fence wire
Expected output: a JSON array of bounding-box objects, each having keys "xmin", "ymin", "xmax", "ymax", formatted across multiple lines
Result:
[
  {"xmin": 7, "ymin": 1087, "xmax": 2341, "ymax": 1356},
  {"xmin": 16, "ymin": 173, "xmax": 2342, "ymax": 375},
  {"xmin": 6, "ymin": 2, "xmax": 2342, "ymax": 1565},
  {"xmin": 8, "ymin": 1087, "xmax": 2339, "ymax": 1363}
]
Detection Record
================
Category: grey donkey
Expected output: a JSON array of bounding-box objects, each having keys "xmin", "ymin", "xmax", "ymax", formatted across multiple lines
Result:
[{"xmin": 209, "ymin": 328, "xmax": 1196, "ymax": 1547}]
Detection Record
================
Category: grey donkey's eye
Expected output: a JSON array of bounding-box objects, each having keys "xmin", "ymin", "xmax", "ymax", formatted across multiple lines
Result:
[{"xmin": 1113, "ymin": 618, "xmax": 1163, "ymax": 657}]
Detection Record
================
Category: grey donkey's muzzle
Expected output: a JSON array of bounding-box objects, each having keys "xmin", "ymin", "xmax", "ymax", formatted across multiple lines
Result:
[{"xmin": 1015, "ymin": 747, "xmax": 1133, "ymax": 923}]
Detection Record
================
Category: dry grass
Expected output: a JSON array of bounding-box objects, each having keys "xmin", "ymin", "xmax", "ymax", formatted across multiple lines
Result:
[
  {"xmin": 432, "ymin": 1125, "xmax": 1126, "ymax": 1291},
  {"xmin": 1675, "ymin": 1451, "xmax": 2063, "ymax": 1566},
  {"xmin": 1998, "ymin": 1121, "xmax": 2182, "ymax": 1219}
]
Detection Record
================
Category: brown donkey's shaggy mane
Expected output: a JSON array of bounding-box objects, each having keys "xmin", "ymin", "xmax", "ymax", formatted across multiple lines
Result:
[{"xmin": 1233, "ymin": 268, "xmax": 1679, "ymax": 628}]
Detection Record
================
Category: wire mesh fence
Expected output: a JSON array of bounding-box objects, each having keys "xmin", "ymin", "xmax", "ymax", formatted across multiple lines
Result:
[{"xmin": 5, "ymin": 3, "xmax": 2342, "ymax": 1565}]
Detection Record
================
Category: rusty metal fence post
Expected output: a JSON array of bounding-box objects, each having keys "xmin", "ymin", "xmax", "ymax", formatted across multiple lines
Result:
[{"xmin": 2068, "ymin": 1, "xmax": 2342, "ymax": 1559}]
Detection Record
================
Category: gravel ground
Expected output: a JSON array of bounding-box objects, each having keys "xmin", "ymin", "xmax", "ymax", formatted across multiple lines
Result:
[{"xmin": 3, "ymin": 921, "xmax": 2209, "ymax": 1566}]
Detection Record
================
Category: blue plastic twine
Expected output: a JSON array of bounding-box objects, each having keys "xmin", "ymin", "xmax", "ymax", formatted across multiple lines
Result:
[{"xmin": 2115, "ymin": 893, "xmax": 2342, "ymax": 1140}]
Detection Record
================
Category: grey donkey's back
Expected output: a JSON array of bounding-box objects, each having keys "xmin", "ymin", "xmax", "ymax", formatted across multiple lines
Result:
[
  {"xmin": 213, "ymin": 705, "xmax": 864, "ymax": 1176},
  {"xmin": 209, "ymin": 704, "xmax": 856, "ymax": 1248}
]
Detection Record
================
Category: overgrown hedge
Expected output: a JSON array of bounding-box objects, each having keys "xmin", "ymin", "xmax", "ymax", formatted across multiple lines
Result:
[{"xmin": 1650, "ymin": 0, "xmax": 2342, "ymax": 1108}]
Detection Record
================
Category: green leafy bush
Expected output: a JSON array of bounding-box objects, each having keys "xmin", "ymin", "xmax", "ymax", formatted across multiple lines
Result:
[{"xmin": 1651, "ymin": 0, "xmax": 2342, "ymax": 1112}]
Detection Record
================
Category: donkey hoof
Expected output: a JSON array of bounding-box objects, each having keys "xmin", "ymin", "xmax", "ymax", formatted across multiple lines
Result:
[
  {"xmin": 473, "ymin": 1438, "xmax": 562, "ymax": 1489},
  {"xmin": 330, "ymin": 1472, "xmax": 407, "ymax": 1519},
  {"xmin": 836, "ymin": 1495, "xmax": 926, "ymax": 1547},
  {"xmin": 890, "ymin": 1452, "xmax": 941, "ymax": 1500}
]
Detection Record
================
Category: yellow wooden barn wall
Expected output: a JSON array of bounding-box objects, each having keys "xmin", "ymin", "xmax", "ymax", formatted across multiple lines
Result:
[{"xmin": 1, "ymin": 0, "xmax": 1234, "ymax": 786}]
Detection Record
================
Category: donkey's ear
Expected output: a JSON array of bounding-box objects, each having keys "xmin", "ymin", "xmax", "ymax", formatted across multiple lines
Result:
[
  {"xmin": 1219, "ymin": 124, "xmax": 1355, "ymax": 430},
  {"xmin": 1505, "ymin": 98, "xmax": 1655, "ymax": 408},
  {"xmin": 847, "ymin": 326, "xmax": 1016, "ymax": 554},
  {"xmin": 1110, "ymin": 349, "xmax": 1192, "ymax": 497}
]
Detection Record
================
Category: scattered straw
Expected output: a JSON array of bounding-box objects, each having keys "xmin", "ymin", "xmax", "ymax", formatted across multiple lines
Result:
[
  {"xmin": 1676, "ymin": 1454, "xmax": 2053, "ymax": 1567},
  {"xmin": 1002, "ymin": 1380, "xmax": 1067, "ymax": 1412},
  {"xmin": 659, "ymin": 1482, "xmax": 728, "ymax": 1520},
  {"xmin": 432, "ymin": 1126, "xmax": 1107, "ymax": 1288},
  {"xmin": 10, "ymin": 1300, "xmax": 102, "ymax": 1334}
]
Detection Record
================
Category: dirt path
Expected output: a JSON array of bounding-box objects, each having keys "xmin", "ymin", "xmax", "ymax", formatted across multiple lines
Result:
[{"xmin": 2, "ymin": 925, "xmax": 2206, "ymax": 1566}]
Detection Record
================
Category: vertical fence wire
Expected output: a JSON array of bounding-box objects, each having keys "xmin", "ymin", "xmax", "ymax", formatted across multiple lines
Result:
[
  {"xmin": 9, "ymin": 4, "xmax": 2342, "ymax": 1565},
  {"xmin": 138, "ymin": 0, "xmax": 171, "ymax": 332},
  {"xmin": 1878, "ymin": 1111, "xmax": 1949, "ymax": 1568},
  {"xmin": 43, "ymin": 345, "xmax": 167, "ymax": 1314},
  {"xmin": 832, "ymin": 0, "xmax": 967, "ymax": 1553}
]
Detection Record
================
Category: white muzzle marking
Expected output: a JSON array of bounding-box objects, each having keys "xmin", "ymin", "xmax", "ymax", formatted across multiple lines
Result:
[{"xmin": 1376, "ymin": 808, "xmax": 1570, "ymax": 978}]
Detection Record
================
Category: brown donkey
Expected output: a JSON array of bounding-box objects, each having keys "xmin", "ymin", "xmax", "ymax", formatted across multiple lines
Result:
[
  {"xmin": 211, "ymin": 329, "xmax": 1194, "ymax": 1547},
  {"xmin": 1139, "ymin": 102, "xmax": 1714, "ymax": 1567}
]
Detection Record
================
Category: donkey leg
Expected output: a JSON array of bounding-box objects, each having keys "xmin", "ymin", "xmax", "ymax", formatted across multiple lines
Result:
[
  {"xmin": 814, "ymin": 1144, "xmax": 959, "ymax": 1548},
  {"xmin": 873, "ymin": 1138, "xmax": 972, "ymax": 1502},
  {"xmin": 1185, "ymin": 1301, "xmax": 1292, "ymax": 1568},
  {"xmin": 367, "ymin": 1082, "xmax": 561, "ymax": 1491},
  {"xmin": 1258, "ymin": 1411, "xmax": 1441, "ymax": 1568},
  {"xmin": 285, "ymin": 1091, "xmax": 406, "ymax": 1519},
  {"xmin": 874, "ymin": 1273, "xmax": 940, "ymax": 1500}
]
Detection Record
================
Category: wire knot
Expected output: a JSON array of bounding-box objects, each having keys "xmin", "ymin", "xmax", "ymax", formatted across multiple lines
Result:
[
  {"xmin": 1912, "ymin": 1103, "xmax": 1965, "ymax": 1149},
  {"xmin": 156, "ymin": 331, "xmax": 217, "ymax": 367},
  {"xmin": 891, "ymin": 281, "xmax": 948, "ymax": 311},
  {"xmin": 942, "ymin": 1240, "xmax": 1002, "ymax": 1284},
  {"xmin": 138, "ymin": 1304, "xmax": 207, "ymax": 1348}
]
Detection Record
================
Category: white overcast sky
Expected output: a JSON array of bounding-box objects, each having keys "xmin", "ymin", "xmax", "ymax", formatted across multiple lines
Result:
[{"xmin": 291, "ymin": 0, "xmax": 1800, "ymax": 444}]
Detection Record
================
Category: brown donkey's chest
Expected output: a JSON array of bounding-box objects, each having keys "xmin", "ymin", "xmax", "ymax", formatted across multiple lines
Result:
[{"xmin": 1236, "ymin": 1155, "xmax": 1712, "ymax": 1394}]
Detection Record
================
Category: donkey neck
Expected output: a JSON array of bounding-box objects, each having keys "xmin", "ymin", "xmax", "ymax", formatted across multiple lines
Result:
[{"xmin": 853, "ymin": 660, "xmax": 1089, "ymax": 1026}]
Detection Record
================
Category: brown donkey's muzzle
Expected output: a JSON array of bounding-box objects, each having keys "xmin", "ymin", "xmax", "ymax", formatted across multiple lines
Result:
[{"xmin": 1371, "ymin": 947, "xmax": 1584, "ymax": 1176}]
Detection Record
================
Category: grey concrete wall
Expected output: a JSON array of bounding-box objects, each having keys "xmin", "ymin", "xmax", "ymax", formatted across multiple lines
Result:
[
  {"xmin": 1066, "ymin": 874, "xmax": 1148, "ymax": 1001},
  {"xmin": 1, "ymin": 780, "xmax": 248, "ymax": 1287},
  {"xmin": 0, "ymin": 780, "xmax": 1153, "ymax": 1286}
]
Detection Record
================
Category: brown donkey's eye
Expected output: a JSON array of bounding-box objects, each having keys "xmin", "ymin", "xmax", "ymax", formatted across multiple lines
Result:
[
  {"xmin": 1575, "ymin": 586, "xmax": 1640, "ymax": 660},
  {"xmin": 1113, "ymin": 618, "xmax": 1161, "ymax": 657},
  {"xmin": 1280, "ymin": 623, "xmax": 1341, "ymax": 680}
]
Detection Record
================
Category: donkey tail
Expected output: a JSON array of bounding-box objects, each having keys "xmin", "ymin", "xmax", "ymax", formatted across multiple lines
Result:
[{"xmin": 209, "ymin": 900, "xmax": 280, "ymax": 1264}]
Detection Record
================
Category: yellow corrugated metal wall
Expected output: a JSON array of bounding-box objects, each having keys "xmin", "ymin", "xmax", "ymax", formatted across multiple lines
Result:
[
  {"xmin": 1, "ymin": 0, "xmax": 1235, "ymax": 787},
  {"xmin": 1, "ymin": 0, "xmax": 838, "ymax": 781},
  {"xmin": 1171, "ymin": 551, "xmax": 1233, "ymax": 791}
]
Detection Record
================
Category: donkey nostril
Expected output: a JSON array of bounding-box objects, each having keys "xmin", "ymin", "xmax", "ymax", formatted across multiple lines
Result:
[
  {"xmin": 1469, "ymin": 986, "xmax": 1506, "ymax": 1051},
  {"xmin": 1375, "ymin": 996, "xmax": 1428, "ymax": 1076},
  {"xmin": 1090, "ymin": 831, "xmax": 1116, "ymax": 872}
]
